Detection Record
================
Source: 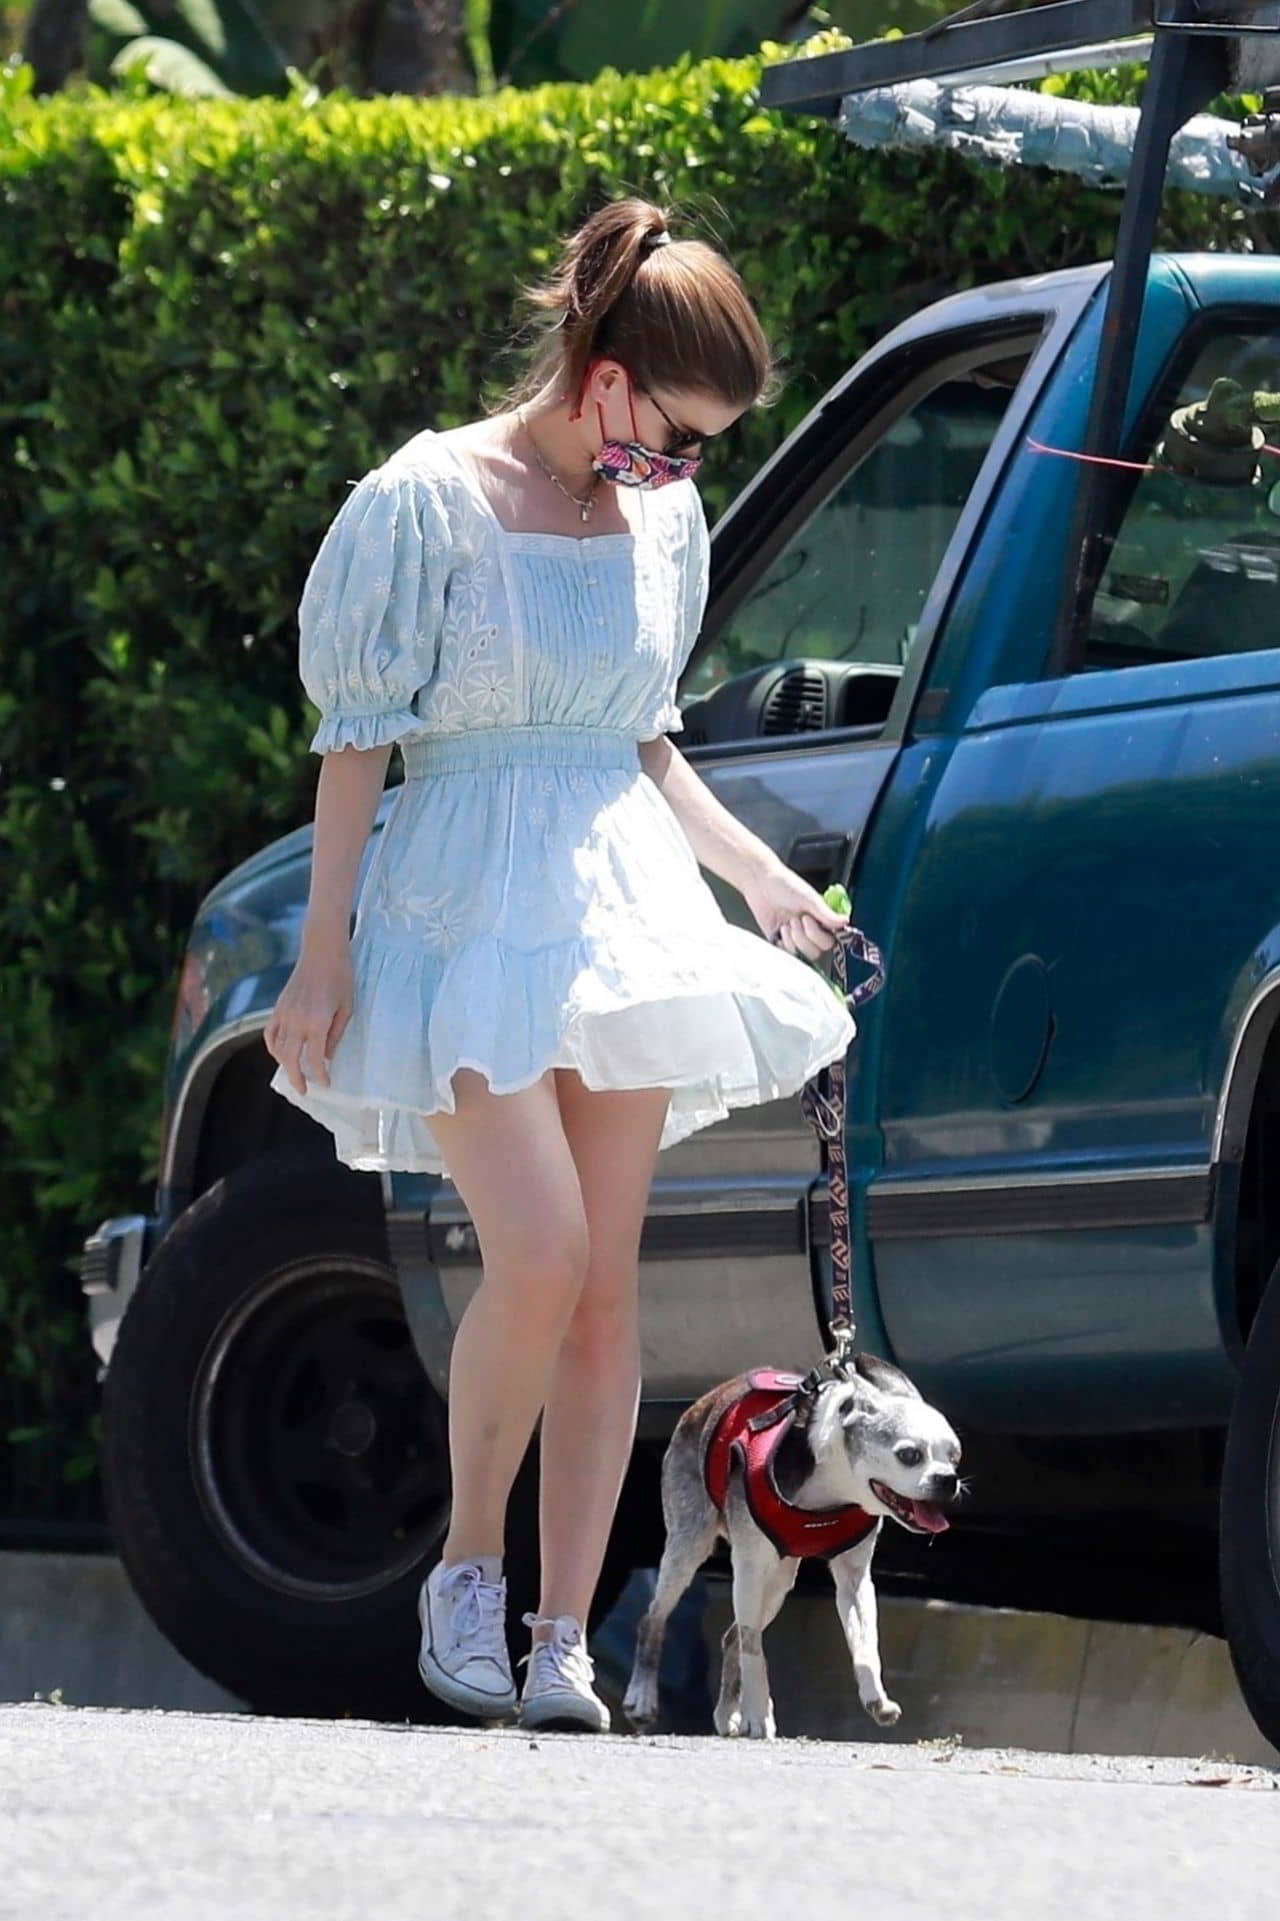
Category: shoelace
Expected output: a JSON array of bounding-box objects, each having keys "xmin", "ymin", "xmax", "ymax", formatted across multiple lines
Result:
[
  {"xmin": 519, "ymin": 1612, "xmax": 597, "ymax": 1694},
  {"xmin": 440, "ymin": 1564, "xmax": 508, "ymax": 1665}
]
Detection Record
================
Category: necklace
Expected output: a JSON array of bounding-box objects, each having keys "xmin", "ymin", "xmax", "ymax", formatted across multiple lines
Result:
[{"xmin": 519, "ymin": 410, "xmax": 600, "ymax": 523}]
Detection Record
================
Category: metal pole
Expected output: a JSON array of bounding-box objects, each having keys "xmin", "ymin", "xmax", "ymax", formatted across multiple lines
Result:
[{"xmin": 1051, "ymin": 19, "xmax": 1230, "ymax": 671}]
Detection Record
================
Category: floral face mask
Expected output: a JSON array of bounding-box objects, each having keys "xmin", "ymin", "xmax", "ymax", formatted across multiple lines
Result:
[{"xmin": 591, "ymin": 377, "xmax": 702, "ymax": 490}]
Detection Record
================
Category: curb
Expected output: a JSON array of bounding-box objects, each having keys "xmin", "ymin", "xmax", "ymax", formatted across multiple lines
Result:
[
  {"xmin": 700, "ymin": 1590, "xmax": 1280, "ymax": 1764},
  {"xmin": 1, "ymin": 1551, "xmax": 239, "ymax": 1715},
  {"xmin": 2, "ymin": 1550, "xmax": 1276, "ymax": 1764}
]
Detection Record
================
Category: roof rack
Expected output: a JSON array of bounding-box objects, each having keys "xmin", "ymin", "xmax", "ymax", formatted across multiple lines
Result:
[
  {"xmin": 760, "ymin": 1, "xmax": 1277, "ymax": 114},
  {"xmin": 761, "ymin": 0, "xmax": 1280, "ymax": 673}
]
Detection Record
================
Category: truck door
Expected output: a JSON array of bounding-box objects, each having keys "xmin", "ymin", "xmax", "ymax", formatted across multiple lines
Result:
[{"xmin": 865, "ymin": 266, "xmax": 1280, "ymax": 1430}]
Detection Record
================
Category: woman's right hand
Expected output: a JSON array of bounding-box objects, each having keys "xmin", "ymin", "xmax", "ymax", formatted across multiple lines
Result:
[{"xmin": 263, "ymin": 934, "xmax": 354, "ymax": 1095}]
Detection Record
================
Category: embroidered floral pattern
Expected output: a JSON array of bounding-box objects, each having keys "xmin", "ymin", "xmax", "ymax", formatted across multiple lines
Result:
[
  {"xmin": 413, "ymin": 520, "xmax": 516, "ymax": 730},
  {"xmin": 368, "ymin": 888, "xmax": 469, "ymax": 950},
  {"xmin": 310, "ymin": 642, "xmax": 406, "ymax": 714},
  {"xmin": 298, "ymin": 439, "xmax": 709, "ymax": 748},
  {"xmin": 298, "ymin": 466, "xmax": 455, "ymax": 746}
]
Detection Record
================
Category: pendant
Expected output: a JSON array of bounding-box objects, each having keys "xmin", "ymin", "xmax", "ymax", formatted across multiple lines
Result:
[{"xmin": 580, "ymin": 502, "xmax": 591, "ymax": 523}]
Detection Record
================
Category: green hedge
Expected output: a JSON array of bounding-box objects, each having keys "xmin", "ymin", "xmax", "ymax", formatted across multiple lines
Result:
[{"xmin": 0, "ymin": 49, "xmax": 1244, "ymax": 1523}]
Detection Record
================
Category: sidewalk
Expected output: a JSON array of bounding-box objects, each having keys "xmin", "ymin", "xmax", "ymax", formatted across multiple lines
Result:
[{"xmin": 5, "ymin": 1704, "xmax": 1277, "ymax": 1921}]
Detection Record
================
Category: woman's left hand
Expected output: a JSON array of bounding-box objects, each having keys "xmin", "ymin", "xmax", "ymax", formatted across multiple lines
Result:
[{"xmin": 740, "ymin": 858, "xmax": 849, "ymax": 960}]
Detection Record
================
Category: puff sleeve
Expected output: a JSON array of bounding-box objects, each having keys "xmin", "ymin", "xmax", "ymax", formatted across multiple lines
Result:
[
  {"xmin": 298, "ymin": 463, "xmax": 451, "ymax": 756},
  {"xmin": 645, "ymin": 485, "xmax": 710, "ymax": 740}
]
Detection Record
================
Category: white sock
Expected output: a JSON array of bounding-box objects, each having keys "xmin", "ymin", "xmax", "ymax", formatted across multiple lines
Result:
[{"xmin": 437, "ymin": 1553, "xmax": 503, "ymax": 1586}]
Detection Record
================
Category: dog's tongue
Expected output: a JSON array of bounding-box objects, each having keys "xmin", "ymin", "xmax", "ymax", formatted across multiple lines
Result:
[{"xmin": 911, "ymin": 1501, "xmax": 950, "ymax": 1534}]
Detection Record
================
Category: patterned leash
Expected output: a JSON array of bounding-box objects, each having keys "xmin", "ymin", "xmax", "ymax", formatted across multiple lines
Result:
[{"xmin": 797, "ymin": 906, "xmax": 885, "ymax": 1376}]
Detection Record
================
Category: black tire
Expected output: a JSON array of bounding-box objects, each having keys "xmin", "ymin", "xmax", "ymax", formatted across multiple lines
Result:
[
  {"xmin": 101, "ymin": 1149, "xmax": 631, "ymax": 1720},
  {"xmin": 1219, "ymin": 1253, "xmax": 1280, "ymax": 1752}
]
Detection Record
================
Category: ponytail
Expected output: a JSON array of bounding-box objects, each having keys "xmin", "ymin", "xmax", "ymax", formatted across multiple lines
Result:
[
  {"xmin": 505, "ymin": 197, "xmax": 772, "ymax": 415},
  {"xmin": 524, "ymin": 199, "xmax": 670, "ymax": 412}
]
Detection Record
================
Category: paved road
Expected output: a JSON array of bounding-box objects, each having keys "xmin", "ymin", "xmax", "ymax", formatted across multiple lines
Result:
[{"xmin": 2, "ymin": 1702, "xmax": 1276, "ymax": 1920}]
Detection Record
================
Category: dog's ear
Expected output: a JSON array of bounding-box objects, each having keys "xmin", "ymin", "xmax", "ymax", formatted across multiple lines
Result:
[
  {"xmin": 837, "ymin": 1384, "xmax": 869, "ymax": 1427},
  {"xmin": 852, "ymin": 1352, "xmax": 922, "ymax": 1401}
]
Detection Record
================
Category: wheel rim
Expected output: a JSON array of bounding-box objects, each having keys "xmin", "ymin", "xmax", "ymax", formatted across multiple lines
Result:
[{"xmin": 191, "ymin": 1260, "xmax": 449, "ymax": 1600}]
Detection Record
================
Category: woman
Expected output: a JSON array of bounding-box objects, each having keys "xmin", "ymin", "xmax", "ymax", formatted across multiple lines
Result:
[{"xmin": 264, "ymin": 196, "xmax": 854, "ymax": 1734}]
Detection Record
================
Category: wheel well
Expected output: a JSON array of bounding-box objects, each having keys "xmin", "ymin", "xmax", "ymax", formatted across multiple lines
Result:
[
  {"xmin": 191, "ymin": 1042, "xmax": 336, "ymax": 1198},
  {"xmin": 1232, "ymin": 1020, "xmax": 1280, "ymax": 1339}
]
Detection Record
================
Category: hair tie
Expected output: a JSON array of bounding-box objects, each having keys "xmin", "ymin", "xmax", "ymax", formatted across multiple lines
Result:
[{"xmin": 643, "ymin": 229, "xmax": 671, "ymax": 252}]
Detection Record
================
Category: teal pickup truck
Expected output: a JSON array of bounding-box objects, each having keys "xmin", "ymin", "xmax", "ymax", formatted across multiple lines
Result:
[{"xmin": 80, "ymin": 5, "xmax": 1280, "ymax": 1748}]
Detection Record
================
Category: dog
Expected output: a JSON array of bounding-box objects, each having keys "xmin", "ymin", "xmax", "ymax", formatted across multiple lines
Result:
[{"xmin": 623, "ymin": 1352, "xmax": 961, "ymax": 1739}]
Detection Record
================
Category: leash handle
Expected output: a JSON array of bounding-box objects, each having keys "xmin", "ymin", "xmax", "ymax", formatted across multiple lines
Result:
[{"xmin": 800, "ymin": 920, "xmax": 886, "ymax": 1364}]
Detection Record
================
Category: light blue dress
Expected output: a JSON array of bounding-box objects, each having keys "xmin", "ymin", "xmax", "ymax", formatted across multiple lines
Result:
[{"xmin": 268, "ymin": 428, "xmax": 854, "ymax": 1173}]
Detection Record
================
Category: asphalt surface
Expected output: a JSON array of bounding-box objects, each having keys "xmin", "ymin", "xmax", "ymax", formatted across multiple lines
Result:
[{"xmin": 2, "ymin": 1702, "xmax": 1277, "ymax": 1920}]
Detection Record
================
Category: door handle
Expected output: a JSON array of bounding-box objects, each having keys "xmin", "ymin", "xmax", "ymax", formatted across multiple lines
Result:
[{"xmin": 786, "ymin": 831, "xmax": 851, "ymax": 891}]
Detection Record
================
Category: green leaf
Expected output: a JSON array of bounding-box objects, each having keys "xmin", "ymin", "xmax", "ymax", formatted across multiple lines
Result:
[
  {"xmin": 109, "ymin": 38, "xmax": 236, "ymax": 99},
  {"xmin": 89, "ymin": 0, "xmax": 150, "ymax": 38},
  {"xmin": 91, "ymin": 0, "xmax": 292, "ymax": 97}
]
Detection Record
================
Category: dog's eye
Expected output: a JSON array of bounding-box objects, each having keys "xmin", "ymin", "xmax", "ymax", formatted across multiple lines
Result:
[{"xmin": 895, "ymin": 1445, "xmax": 923, "ymax": 1468}]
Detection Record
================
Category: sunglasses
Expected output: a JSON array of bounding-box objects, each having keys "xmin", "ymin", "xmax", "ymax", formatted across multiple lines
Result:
[{"xmin": 642, "ymin": 389, "xmax": 705, "ymax": 459}]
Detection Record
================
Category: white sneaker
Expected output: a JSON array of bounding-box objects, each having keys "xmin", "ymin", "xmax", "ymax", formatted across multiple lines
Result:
[
  {"xmin": 518, "ymin": 1612, "xmax": 611, "ymax": 1734},
  {"xmin": 417, "ymin": 1559, "xmax": 516, "ymax": 1719}
]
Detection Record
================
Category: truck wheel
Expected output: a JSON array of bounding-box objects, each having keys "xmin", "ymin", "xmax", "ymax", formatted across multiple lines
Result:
[
  {"xmin": 101, "ymin": 1150, "xmax": 628, "ymax": 1720},
  {"xmin": 1219, "ymin": 1253, "xmax": 1280, "ymax": 1751}
]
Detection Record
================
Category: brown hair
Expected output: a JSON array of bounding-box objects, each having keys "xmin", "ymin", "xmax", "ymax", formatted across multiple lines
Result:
[{"xmin": 506, "ymin": 197, "xmax": 776, "ymax": 413}]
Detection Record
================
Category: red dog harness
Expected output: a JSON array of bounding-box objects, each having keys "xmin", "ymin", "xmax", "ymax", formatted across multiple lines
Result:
[{"xmin": 704, "ymin": 1368, "xmax": 878, "ymax": 1562}]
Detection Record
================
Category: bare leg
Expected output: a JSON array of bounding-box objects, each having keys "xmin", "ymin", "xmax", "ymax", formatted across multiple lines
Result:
[
  {"xmin": 426, "ymin": 1069, "xmax": 589, "ymax": 1566},
  {"xmin": 534, "ymin": 1071, "xmax": 671, "ymax": 1629}
]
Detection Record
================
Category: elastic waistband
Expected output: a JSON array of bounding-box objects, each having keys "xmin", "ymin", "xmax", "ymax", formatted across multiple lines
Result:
[{"xmin": 400, "ymin": 725, "xmax": 640, "ymax": 780}]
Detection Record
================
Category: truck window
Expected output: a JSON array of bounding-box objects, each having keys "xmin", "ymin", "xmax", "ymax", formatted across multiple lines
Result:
[
  {"xmin": 1086, "ymin": 326, "xmax": 1280, "ymax": 671},
  {"xmin": 683, "ymin": 347, "xmax": 1033, "ymax": 724}
]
